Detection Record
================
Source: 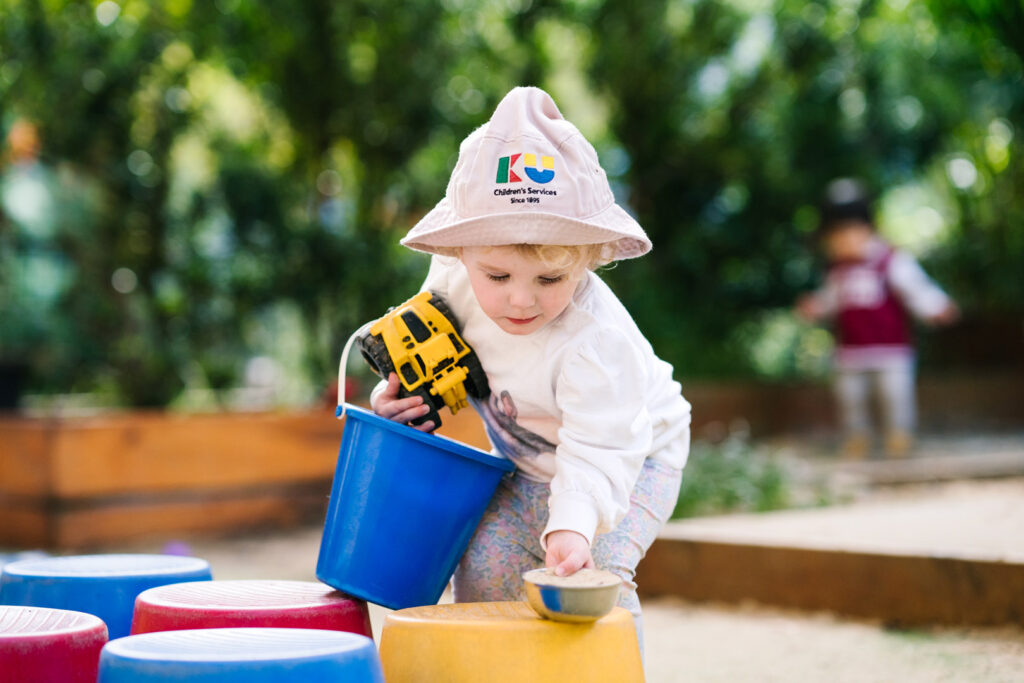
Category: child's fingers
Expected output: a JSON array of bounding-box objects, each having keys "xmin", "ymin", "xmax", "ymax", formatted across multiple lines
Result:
[
  {"xmin": 555, "ymin": 553, "xmax": 588, "ymax": 577},
  {"xmin": 379, "ymin": 400, "xmax": 429, "ymax": 424},
  {"xmin": 543, "ymin": 530, "xmax": 593, "ymax": 576},
  {"xmin": 380, "ymin": 373, "xmax": 401, "ymax": 398}
]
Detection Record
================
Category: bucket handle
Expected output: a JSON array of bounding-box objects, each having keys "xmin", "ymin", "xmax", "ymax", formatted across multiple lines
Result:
[{"xmin": 336, "ymin": 322, "xmax": 371, "ymax": 420}]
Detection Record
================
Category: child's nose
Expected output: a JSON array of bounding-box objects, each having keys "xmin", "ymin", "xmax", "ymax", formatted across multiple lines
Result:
[{"xmin": 508, "ymin": 286, "xmax": 535, "ymax": 309}]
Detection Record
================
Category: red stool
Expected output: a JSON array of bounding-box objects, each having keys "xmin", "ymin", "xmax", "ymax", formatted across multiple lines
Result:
[
  {"xmin": 0, "ymin": 605, "xmax": 108, "ymax": 683},
  {"xmin": 130, "ymin": 580, "xmax": 373, "ymax": 638}
]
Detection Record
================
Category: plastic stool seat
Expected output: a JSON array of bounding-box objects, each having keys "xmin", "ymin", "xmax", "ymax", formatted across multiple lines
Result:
[
  {"xmin": 131, "ymin": 580, "xmax": 372, "ymax": 637},
  {"xmin": 379, "ymin": 602, "xmax": 644, "ymax": 682},
  {"xmin": 98, "ymin": 627, "xmax": 384, "ymax": 682},
  {"xmin": 0, "ymin": 554, "xmax": 212, "ymax": 639},
  {"xmin": 0, "ymin": 605, "xmax": 108, "ymax": 683}
]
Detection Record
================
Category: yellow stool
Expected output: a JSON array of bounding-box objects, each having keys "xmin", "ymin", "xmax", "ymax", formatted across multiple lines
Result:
[{"xmin": 379, "ymin": 601, "xmax": 644, "ymax": 682}]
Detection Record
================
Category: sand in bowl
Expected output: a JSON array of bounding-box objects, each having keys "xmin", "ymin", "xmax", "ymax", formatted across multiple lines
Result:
[
  {"xmin": 522, "ymin": 568, "xmax": 623, "ymax": 622},
  {"xmin": 525, "ymin": 568, "xmax": 622, "ymax": 588}
]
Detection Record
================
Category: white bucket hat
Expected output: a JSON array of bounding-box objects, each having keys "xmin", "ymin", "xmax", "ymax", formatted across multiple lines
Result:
[{"xmin": 401, "ymin": 86, "xmax": 651, "ymax": 260}]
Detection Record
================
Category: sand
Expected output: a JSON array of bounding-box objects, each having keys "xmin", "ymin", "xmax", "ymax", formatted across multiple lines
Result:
[{"xmin": 523, "ymin": 567, "xmax": 622, "ymax": 588}]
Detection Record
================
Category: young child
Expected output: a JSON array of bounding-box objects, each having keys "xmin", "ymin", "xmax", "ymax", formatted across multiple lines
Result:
[
  {"xmin": 371, "ymin": 87, "xmax": 691, "ymax": 644},
  {"xmin": 796, "ymin": 179, "xmax": 958, "ymax": 458}
]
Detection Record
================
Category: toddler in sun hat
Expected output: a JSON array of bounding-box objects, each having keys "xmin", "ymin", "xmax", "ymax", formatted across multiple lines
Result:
[{"xmin": 371, "ymin": 86, "xmax": 690, "ymax": 649}]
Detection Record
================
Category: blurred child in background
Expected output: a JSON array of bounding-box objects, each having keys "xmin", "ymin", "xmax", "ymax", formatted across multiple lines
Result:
[{"xmin": 796, "ymin": 179, "xmax": 958, "ymax": 459}]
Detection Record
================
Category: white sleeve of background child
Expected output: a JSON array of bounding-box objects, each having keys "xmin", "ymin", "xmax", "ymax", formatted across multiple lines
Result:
[
  {"xmin": 544, "ymin": 328, "xmax": 654, "ymax": 547},
  {"xmin": 887, "ymin": 250, "xmax": 951, "ymax": 319},
  {"xmin": 369, "ymin": 255, "xmax": 453, "ymax": 406}
]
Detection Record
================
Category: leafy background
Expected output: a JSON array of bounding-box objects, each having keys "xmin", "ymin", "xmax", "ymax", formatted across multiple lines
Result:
[{"xmin": 2, "ymin": 0, "xmax": 1021, "ymax": 408}]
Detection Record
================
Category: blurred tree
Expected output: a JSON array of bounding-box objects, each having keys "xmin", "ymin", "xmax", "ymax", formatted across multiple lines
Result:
[
  {"xmin": 923, "ymin": 0, "xmax": 1024, "ymax": 315},
  {"xmin": 183, "ymin": 0, "xmax": 533, "ymax": 383},
  {"xmin": 2, "ymin": 0, "xmax": 194, "ymax": 404},
  {"xmin": 1, "ymin": 0, "xmax": 1021, "ymax": 407},
  {"xmin": 578, "ymin": 0, "xmax": 1023, "ymax": 376}
]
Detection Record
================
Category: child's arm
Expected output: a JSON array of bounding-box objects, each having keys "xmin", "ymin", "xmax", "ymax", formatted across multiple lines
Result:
[
  {"xmin": 887, "ymin": 251, "xmax": 959, "ymax": 324},
  {"xmin": 795, "ymin": 277, "xmax": 839, "ymax": 322},
  {"xmin": 544, "ymin": 328, "xmax": 658, "ymax": 564}
]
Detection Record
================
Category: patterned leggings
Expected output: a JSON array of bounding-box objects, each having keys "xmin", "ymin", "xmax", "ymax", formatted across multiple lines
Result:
[{"xmin": 453, "ymin": 458, "xmax": 682, "ymax": 647}]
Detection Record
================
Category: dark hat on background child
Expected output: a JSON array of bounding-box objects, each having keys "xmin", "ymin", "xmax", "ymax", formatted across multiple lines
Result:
[
  {"xmin": 817, "ymin": 178, "xmax": 875, "ymax": 235},
  {"xmin": 401, "ymin": 87, "xmax": 651, "ymax": 260}
]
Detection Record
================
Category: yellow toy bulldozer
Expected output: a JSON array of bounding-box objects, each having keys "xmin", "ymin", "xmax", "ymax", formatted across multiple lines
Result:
[{"xmin": 355, "ymin": 291, "xmax": 489, "ymax": 429}]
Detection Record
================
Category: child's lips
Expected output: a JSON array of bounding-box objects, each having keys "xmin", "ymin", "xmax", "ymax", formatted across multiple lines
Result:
[{"xmin": 507, "ymin": 315, "xmax": 539, "ymax": 325}]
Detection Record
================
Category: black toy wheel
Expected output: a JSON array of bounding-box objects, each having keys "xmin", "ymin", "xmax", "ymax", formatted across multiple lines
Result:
[
  {"xmin": 426, "ymin": 291, "xmax": 460, "ymax": 332},
  {"xmin": 461, "ymin": 350, "xmax": 490, "ymax": 400},
  {"xmin": 357, "ymin": 332, "xmax": 393, "ymax": 380}
]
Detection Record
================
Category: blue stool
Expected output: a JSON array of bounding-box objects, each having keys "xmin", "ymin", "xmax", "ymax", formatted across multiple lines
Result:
[
  {"xmin": 98, "ymin": 627, "xmax": 385, "ymax": 682},
  {"xmin": 0, "ymin": 554, "xmax": 211, "ymax": 639},
  {"xmin": 0, "ymin": 551, "xmax": 48, "ymax": 570}
]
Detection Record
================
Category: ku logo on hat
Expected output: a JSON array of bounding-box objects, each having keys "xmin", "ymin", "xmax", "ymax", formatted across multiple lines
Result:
[{"xmin": 496, "ymin": 153, "xmax": 555, "ymax": 184}]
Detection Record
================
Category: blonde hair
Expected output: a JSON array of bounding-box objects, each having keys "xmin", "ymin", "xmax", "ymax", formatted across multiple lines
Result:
[{"xmin": 438, "ymin": 243, "xmax": 617, "ymax": 272}]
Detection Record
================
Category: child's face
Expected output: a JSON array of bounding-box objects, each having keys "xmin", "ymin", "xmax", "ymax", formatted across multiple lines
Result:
[
  {"xmin": 823, "ymin": 221, "xmax": 874, "ymax": 262},
  {"xmin": 460, "ymin": 246, "xmax": 583, "ymax": 336}
]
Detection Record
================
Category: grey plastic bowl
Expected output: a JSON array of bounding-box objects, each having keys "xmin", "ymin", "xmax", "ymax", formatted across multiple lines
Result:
[{"xmin": 522, "ymin": 568, "xmax": 622, "ymax": 623}]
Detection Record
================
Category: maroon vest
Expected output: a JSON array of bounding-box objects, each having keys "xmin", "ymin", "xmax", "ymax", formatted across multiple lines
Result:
[{"xmin": 833, "ymin": 248, "xmax": 910, "ymax": 348}]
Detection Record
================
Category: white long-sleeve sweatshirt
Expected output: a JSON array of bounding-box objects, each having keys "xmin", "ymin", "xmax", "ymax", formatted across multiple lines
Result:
[{"xmin": 375, "ymin": 256, "xmax": 690, "ymax": 547}]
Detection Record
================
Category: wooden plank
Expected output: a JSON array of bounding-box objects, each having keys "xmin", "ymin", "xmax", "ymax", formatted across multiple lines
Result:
[
  {"xmin": 0, "ymin": 408, "xmax": 492, "ymax": 548},
  {"xmin": 832, "ymin": 450, "xmax": 1024, "ymax": 486},
  {"xmin": 1, "ymin": 484, "xmax": 331, "ymax": 549},
  {"xmin": 0, "ymin": 421, "xmax": 52, "ymax": 497},
  {"xmin": 52, "ymin": 490, "xmax": 330, "ymax": 548},
  {"xmin": 0, "ymin": 505, "xmax": 51, "ymax": 548},
  {"xmin": 17, "ymin": 409, "xmax": 489, "ymax": 499},
  {"xmin": 45, "ymin": 412, "xmax": 341, "ymax": 497},
  {"xmin": 635, "ymin": 537, "xmax": 1024, "ymax": 626}
]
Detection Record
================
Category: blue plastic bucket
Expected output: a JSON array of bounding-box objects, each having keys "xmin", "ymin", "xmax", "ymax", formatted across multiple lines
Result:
[{"xmin": 316, "ymin": 405, "xmax": 514, "ymax": 610}]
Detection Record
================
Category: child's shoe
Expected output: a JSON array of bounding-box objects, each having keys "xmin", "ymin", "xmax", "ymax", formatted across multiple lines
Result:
[
  {"xmin": 884, "ymin": 431, "xmax": 913, "ymax": 459},
  {"xmin": 839, "ymin": 433, "xmax": 870, "ymax": 460}
]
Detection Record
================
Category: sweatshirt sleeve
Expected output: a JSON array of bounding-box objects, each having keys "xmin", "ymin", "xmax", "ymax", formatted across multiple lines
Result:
[
  {"xmin": 543, "ymin": 327, "xmax": 654, "ymax": 547},
  {"xmin": 887, "ymin": 250, "xmax": 951, "ymax": 319}
]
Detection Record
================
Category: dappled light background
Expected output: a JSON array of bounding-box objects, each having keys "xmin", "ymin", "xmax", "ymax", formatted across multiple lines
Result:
[{"xmin": 2, "ymin": 0, "xmax": 1022, "ymax": 410}]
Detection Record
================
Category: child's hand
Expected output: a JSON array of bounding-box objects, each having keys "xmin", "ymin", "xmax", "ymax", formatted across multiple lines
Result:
[
  {"xmin": 544, "ymin": 530, "xmax": 594, "ymax": 577},
  {"xmin": 371, "ymin": 373, "xmax": 435, "ymax": 432},
  {"xmin": 795, "ymin": 294, "xmax": 822, "ymax": 321},
  {"xmin": 927, "ymin": 302, "xmax": 960, "ymax": 326}
]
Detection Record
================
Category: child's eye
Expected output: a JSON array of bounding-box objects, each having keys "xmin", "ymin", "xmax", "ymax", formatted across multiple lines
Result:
[
  {"xmin": 486, "ymin": 273, "xmax": 509, "ymax": 282},
  {"xmin": 539, "ymin": 275, "xmax": 566, "ymax": 285}
]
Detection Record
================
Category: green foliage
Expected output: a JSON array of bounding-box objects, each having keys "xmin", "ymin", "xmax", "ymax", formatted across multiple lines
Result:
[
  {"xmin": 581, "ymin": 0, "xmax": 1024, "ymax": 377},
  {"xmin": 1, "ymin": 0, "xmax": 1022, "ymax": 406},
  {"xmin": 1, "ymin": 0, "xmax": 528, "ymax": 404},
  {"xmin": 672, "ymin": 434, "xmax": 790, "ymax": 518}
]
